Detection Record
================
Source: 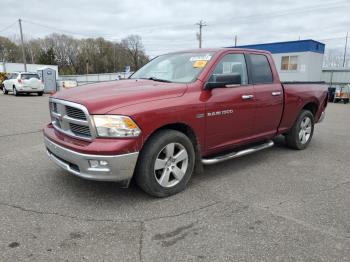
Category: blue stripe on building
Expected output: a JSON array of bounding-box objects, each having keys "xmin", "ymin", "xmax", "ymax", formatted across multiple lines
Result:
[{"xmin": 229, "ymin": 39, "xmax": 325, "ymax": 54}]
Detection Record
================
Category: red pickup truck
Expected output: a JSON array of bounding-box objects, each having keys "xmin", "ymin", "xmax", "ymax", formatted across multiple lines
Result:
[{"xmin": 44, "ymin": 48, "xmax": 328, "ymax": 197}]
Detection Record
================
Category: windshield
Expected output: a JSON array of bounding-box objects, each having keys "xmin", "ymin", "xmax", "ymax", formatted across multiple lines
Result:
[{"xmin": 131, "ymin": 52, "xmax": 214, "ymax": 83}]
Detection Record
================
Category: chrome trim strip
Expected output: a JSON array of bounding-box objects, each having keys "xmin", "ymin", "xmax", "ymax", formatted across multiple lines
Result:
[
  {"xmin": 202, "ymin": 140, "xmax": 274, "ymax": 165},
  {"xmin": 63, "ymin": 115, "xmax": 89, "ymax": 126}
]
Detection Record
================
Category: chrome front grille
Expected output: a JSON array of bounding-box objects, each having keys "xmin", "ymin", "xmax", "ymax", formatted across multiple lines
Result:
[{"xmin": 49, "ymin": 98, "xmax": 95, "ymax": 141}]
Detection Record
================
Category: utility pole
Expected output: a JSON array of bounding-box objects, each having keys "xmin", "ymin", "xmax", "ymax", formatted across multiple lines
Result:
[
  {"xmin": 18, "ymin": 19, "xmax": 27, "ymax": 72},
  {"xmin": 343, "ymin": 32, "xmax": 348, "ymax": 67},
  {"xmin": 195, "ymin": 20, "xmax": 207, "ymax": 48},
  {"xmin": 234, "ymin": 35, "xmax": 238, "ymax": 47}
]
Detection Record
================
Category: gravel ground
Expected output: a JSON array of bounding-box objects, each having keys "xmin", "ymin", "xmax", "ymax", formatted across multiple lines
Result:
[{"xmin": 0, "ymin": 93, "xmax": 349, "ymax": 262}]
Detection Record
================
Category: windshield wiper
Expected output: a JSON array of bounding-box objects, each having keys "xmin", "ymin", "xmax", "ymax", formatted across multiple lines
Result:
[{"xmin": 141, "ymin": 77, "xmax": 172, "ymax": 83}]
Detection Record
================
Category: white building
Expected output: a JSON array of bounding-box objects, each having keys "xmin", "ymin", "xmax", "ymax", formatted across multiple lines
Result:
[
  {"xmin": 233, "ymin": 40, "xmax": 325, "ymax": 82},
  {"xmin": 0, "ymin": 62, "xmax": 58, "ymax": 78}
]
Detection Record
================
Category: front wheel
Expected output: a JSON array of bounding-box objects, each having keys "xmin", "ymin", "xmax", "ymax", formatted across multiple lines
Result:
[
  {"xmin": 2, "ymin": 87, "xmax": 8, "ymax": 95},
  {"xmin": 38, "ymin": 92, "xmax": 44, "ymax": 96},
  {"xmin": 135, "ymin": 129, "xmax": 195, "ymax": 197},
  {"xmin": 285, "ymin": 110, "xmax": 314, "ymax": 150}
]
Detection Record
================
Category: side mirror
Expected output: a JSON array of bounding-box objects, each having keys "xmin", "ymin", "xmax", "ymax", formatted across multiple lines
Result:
[{"xmin": 205, "ymin": 74, "xmax": 241, "ymax": 90}]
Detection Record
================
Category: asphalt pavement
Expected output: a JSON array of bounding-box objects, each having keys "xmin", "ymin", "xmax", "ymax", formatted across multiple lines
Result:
[{"xmin": 0, "ymin": 93, "xmax": 349, "ymax": 262}]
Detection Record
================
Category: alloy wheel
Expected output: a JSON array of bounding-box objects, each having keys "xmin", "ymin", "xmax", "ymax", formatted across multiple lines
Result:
[
  {"xmin": 154, "ymin": 142, "xmax": 189, "ymax": 188},
  {"xmin": 299, "ymin": 116, "xmax": 312, "ymax": 144}
]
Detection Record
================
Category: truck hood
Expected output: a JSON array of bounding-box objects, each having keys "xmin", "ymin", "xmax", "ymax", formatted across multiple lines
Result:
[{"xmin": 53, "ymin": 79, "xmax": 187, "ymax": 114}]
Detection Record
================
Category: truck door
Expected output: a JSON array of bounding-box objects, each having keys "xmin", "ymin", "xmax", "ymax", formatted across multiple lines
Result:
[
  {"xmin": 204, "ymin": 53, "xmax": 255, "ymax": 153},
  {"xmin": 248, "ymin": 53, "xmax": 283, "ymax": 139}
]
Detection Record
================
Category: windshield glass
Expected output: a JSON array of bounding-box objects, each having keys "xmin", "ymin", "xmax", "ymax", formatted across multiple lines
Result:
[{"xmin": 131, "ymin": 52, "xmax": 214, "ymax": 83}]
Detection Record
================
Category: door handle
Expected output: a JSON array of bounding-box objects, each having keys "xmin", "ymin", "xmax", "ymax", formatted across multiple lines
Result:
[
  {"xmin": 241, "ymin": 94, "xmax": 254, "ymax": 100},
  {"xmin": 272, "ymin": 91, "xmax": 282, "ymax": 96}
]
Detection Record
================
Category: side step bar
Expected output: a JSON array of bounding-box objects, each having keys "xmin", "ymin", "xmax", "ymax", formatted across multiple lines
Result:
[{"xmin": 202, "ymin": 140, "xmax": 274, "ymax": 165}]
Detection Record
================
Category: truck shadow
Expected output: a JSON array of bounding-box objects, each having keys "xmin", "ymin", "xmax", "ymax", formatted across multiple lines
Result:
[{"xmin": 51, "ymin": 135, "xmax": 293, "ymax": 202}]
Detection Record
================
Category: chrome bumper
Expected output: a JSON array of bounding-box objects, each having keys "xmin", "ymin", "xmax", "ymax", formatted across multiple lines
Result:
[
  {"xmin": 318, "ymin": 111, "xmax": 326, "ymax": 123},
  {"xmin": 44, "ymin": 137, "xmax": 139, "ymax": 182}
]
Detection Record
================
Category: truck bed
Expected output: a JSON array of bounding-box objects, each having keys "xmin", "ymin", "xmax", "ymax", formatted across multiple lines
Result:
[{"xmin": 279, "ymin": 83, "xmax": 328, "ymax": 134}]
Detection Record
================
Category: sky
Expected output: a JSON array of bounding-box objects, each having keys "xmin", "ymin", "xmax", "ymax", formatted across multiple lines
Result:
[{"xmin": 0, "ymin": 0, "xmax": 349, "ymax": 57}]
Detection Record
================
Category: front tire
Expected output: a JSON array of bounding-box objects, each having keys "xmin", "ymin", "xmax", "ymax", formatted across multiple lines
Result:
[
  {"xmin": 135, "ymin": 129, "xmax": 195, "ymax": 197},
  {"xmin": 285, "ymin": 110, "xmax": 314, "ymax": 150},
  {"xmin": 2, "ymin": 87, "xmax": 8, "ymax": 95},
  {"xmin": 38, "ymin": 92, "xmax": 44, "ymax": 96}
]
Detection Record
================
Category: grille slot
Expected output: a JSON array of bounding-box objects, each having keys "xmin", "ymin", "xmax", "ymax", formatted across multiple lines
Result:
[
  {"xmin": 69, "ymin": 123, "xmax": 91, "ymax": 137},
  {"xmin": 66, "ymin": 106, "xmax": 87, "ymax": 120}
]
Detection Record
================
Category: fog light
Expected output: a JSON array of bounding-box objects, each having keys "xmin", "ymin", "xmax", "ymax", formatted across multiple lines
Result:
[
  {"xmin": 89, "ymin": 160, "xmax": 109, "ymax": 168},
  {"xmin": 89, "ymin": 160, "xmax": 99, "ymax": 168},
  {"xmin": 99, "ymin": 160, "xmax": 108, "ymax": 166}
]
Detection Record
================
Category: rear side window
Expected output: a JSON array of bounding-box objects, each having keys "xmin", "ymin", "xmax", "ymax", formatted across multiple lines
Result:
[
  {"xmin": 249, "ymin": 54, "xmax": 273, "ymax": 84},
  {"xmin": 10, "ymin": 73, "xmax": 18, "ymax": 79},
  {"xmin": 21, "ymin": 74, "xmax": 40, "ymax": 80}
]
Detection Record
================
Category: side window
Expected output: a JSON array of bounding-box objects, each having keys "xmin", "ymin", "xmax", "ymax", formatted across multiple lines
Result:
[
  {"xmin": 209, "ymin": 54, "xmax": 248, "ymax": 85},
  {"xmin": 249, "ymin": 54, "xmax": 273, "ymax": 84}
]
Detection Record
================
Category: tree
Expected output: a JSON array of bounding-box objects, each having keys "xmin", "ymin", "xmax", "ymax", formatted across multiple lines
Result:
[
  {"xmin": 37, "ymin": 47, "xmax": 56, "ymax": 65},
  {"xmin": 0, "ymin": 34, "xmax": 149, "ymax": 74},
  {"xmin": 121, "ymin": 35, "xmax": 148, "ymax": 71},
  {"xmin": 0, "ymin": 36, "xmax": 20, "ymax": 63}
]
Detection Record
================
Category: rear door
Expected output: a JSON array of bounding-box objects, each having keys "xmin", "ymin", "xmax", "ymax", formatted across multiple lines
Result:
[
  {"xmin": 247, "ymin": 53, "xmax": 283, "ymax": 139},
  {"xmin": 21, "ymin": 74, "xmax": 41, "ymax": 89},
  {"xmin": 4, "ymin": 73, "xmax": 17, "ymax": 90},
  {"xmin": 204, "ymin": 52, "xmax": 255, "ymax": 153}
]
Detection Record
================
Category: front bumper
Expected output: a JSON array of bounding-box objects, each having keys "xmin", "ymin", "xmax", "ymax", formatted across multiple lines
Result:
[{"xmin": 44, "ymin": 136, "xmax": 139, "ymax": 182}]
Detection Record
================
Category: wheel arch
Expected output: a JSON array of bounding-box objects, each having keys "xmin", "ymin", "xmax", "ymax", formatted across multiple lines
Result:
[
  {"xmin": 302, "ymin": 101, "xmax": 319, "ymax": 117},
  {"xmin": 142, "ymin": 122, "xmax": 203, "ymax": 174}
]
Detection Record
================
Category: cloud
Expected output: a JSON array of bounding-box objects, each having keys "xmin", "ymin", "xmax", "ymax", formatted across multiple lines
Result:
[{"xmin": 0, "ymin": 0, "xmax": 349, "ymax": 57}]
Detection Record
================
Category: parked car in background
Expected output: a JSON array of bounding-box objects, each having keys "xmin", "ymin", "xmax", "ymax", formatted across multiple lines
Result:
[
  {"xmin": 2, "ymin": 72, "xmax": 44, "ymax": 96},
  {"xmin": 44, "ymin": 48, "xmax": 328, "ymax": 197},
  {"xmin": 333, "ymin": 85, "xmax": 350, "ymax": 104}
]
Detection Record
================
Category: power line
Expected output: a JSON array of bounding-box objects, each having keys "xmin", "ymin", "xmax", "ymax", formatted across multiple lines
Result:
[
  {"xmin": 22, "ymin": 19, "xmax": 103, "ymax": 38},
  {"xmin": 0, "ymin": 20, "xmax": 18, "ymax": 33}
]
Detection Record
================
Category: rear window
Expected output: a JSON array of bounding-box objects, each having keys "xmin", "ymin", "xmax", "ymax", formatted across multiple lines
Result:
[
  {"xmin": 21, "ymin": 74, "xmax": 40, "ymax": 80},
  {"xmin": 249, "ymin": 54, "xmax": 273, "ymax": 84}
]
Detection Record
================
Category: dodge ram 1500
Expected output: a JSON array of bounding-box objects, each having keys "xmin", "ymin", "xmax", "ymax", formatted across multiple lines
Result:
[{"xmin": 43, "ymin": 48, "xmax": 328, "ymax": 197}]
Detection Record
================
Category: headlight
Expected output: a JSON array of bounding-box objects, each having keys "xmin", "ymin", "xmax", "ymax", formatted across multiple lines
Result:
[{"xmin": 92, "ymin": 115, "xmax": 141, "ymax": 138}]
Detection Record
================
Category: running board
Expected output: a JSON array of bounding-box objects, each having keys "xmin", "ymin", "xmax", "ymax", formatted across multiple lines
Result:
[{"xmin": 202, "ymin": 140, "xmax": 274, "ymax": 165}]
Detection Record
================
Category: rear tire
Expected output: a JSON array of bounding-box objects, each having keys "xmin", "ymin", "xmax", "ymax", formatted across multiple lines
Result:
[
  {"xmin": 344, "ymin": 99, "xmax": 349, "ymax": 104},
  {"xmin": 135, "ymin": 129, "xmax": 195, "ymax": 197},
  {"xmin": 285, "ymin": 110, "xmax": 314, "ymax": 150}
]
